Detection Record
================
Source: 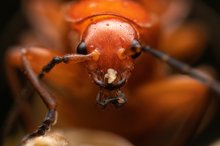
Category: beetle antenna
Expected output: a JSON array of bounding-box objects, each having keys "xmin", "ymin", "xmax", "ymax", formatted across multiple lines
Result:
[{"xmin": 142, "ymin": 46, "xmax": 220, "ymax": 94}]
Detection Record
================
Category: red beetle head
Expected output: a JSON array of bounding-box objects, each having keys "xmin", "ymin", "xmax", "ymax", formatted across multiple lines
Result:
[{"xmin": 77, "ymin": 19, "xmax": 141, "ymax": 91}]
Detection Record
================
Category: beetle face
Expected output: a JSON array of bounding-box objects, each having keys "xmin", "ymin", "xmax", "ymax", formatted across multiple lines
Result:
[{"xmin": 79, "ymin": 19, "xmax": 139, "ymax": 90}]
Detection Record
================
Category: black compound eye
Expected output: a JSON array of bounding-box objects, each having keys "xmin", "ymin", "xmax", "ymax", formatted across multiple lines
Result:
[
  {"xmin": 131, "ymin": 39, "xmax": 142, "ymax": 59},
  {"xmin": 76, "ymin": 41, "xmax": 87, "ymax": 55}
]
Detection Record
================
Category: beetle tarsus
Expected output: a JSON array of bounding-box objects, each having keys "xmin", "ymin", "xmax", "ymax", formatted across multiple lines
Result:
[{"xmin": 21, "ymin": 109, "xmax": 57, "ymax": 144}]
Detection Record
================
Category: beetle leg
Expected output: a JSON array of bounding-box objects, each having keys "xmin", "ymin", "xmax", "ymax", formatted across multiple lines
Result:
[
  {"xmin": 20, "ymin": 50, "xmax": 96, "ymax": 143},
  {"xmin": 7, "ymin": 47, "xmax": 96, "ymax": 144},
  {"xmin": 4, "ymin": 47, "xmax": 72, "ymax": 136},
  {"xmin": 4, "ymin": 47, "xmax": 37, "ymax": 134},
  {"xmin": 9, "ymin": 50, "xmax": 57, "ymax": 144},
  {"xmin": 142, "ymin": 46, "xmax": 220, "ymax": 95},
  {"xmin": 1, "ymin": 85, "xmax": 34, "ymax": 144}
]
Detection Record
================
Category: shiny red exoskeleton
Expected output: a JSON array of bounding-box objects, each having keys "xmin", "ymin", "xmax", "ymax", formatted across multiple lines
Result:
[{"xmin": 4, "ymin": 0, "xmax": 220, "ymax": 146}]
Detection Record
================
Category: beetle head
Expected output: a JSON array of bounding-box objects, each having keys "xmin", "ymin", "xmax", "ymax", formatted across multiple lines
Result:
[{"xmin": 76, "ymin": 19, "xmax": 142, "ymax": 92}]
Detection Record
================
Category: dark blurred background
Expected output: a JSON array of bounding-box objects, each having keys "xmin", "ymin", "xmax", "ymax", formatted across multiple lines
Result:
[
  {"xmin": 0, "ymin": 0, "xmax": 26, "ymax": 126},
  {"xmin": 0, "ymin": 0, "xmax": 220, "ymax": 145},
  {"xmin": 0, "ymin": 0, "xmax": 25, "ymax": 123}
]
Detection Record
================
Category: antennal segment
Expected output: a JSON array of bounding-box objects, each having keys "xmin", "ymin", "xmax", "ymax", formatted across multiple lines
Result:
[{"xmin": 142, "ymin": 46, "xmax": 220, "ymax": 94}]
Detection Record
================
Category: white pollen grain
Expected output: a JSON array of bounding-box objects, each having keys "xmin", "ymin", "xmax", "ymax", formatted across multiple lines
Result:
[{"xmin": 104, "ymin": 68, "xmax": 117, "ymax": 84}]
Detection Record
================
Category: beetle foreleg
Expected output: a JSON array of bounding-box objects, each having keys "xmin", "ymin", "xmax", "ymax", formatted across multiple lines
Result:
[
  {"xmin": 20, "ymin": 49, "xmax": 97, "ymax": 143},
  {"xmin": 21, "ymin": 109, "xmax": 57, "ymax": 144},
  {"xmin": 142, "ymin": 46, "xmax": 220, "ymax": 95},
  {"xmin": 1, "ymin": 84, "xmax": 34, "ymax": 144},
  {"xmin": 20, "ymin": 52, "xmax": 58, "ymax": 144}
]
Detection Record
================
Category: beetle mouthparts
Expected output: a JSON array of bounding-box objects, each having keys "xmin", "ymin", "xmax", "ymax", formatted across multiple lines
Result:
[
  {"xmin": 96, "ymin": 89, "xmax": 127, "ymax": 108},
  {"xmin": 94, "ymin": 77, "xmax": 126, "ymax": 90}
]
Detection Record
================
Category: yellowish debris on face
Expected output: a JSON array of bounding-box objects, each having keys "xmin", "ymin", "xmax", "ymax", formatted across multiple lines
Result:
[{"xmin": 104, "ymin": 68, "xmax": 117, "ymax": 84}]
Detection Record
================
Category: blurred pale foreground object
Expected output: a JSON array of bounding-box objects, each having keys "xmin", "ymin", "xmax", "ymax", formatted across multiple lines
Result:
[
  {"xmin": 210, "ymin": 139, "xmax": 220, "ymax": 146},
  {"xmin": 24, "ymin": 128, "xmax": 134, "ymax": 146}
]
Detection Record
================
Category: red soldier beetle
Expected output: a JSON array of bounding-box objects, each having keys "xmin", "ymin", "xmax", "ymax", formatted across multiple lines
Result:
[{"xmin": 4, "ymin": 0, "xmax": 220, "ymax": 145}]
